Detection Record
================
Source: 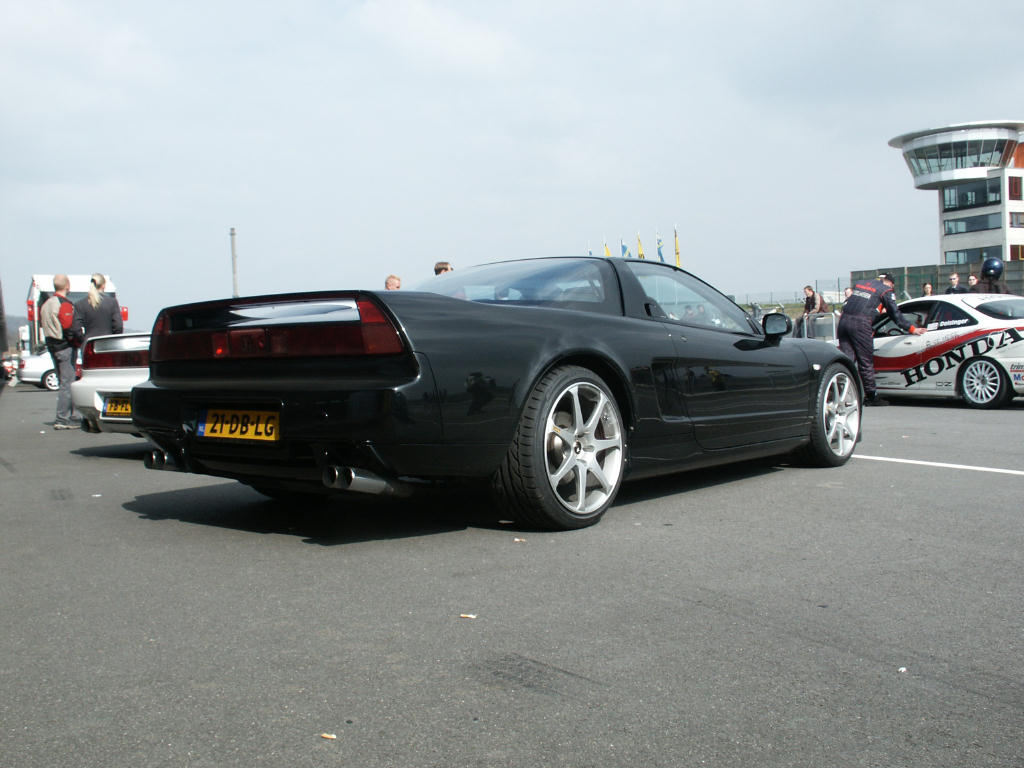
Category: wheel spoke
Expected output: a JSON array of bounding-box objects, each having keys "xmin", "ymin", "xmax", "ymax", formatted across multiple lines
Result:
[
  {"xmin": 581, "ymin": 391, "xmax": 609, "ymax": 436},
  {"xmin": 570, "ymin": 386, "xmax": 585, "ymax": 433},
  {"xmin": 836, "ymin": 377, "xmax": 850, "ymax": 405},
  {"xmin": 587, "ymin": 456, "xmax": 612, "ymax": 494},
  {"xmin": 591, "ymin": 436, "xmax": 621, "ymax": 453},
  {"xmin": 550, "ymin": 451, "xmax": 575, "ymax": 485},
  {"xmin": 572, "ymin": 462, "xmax": 587, "ymax": 511}
]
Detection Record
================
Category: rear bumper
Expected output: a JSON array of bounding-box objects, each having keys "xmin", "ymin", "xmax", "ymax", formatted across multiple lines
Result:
[
  {"xmin": 72, "ymin": 368, "xmax": 148, "ymax": 434},
  {"xmin": 131, "ymin": 353, "xmax": 508, "ymax": 486}
]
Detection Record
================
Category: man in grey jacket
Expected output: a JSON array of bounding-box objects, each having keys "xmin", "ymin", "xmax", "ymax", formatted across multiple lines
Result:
[{"xmin": 39, "ymin": 274, "xmax": 82, "ymax": 429}]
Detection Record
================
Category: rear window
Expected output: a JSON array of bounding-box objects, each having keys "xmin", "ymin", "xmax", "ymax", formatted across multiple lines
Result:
[
  {"xmin": 413, "ymin": 258, "xmax": 621, "ymax": 315},
  {"xmin": 975, "ymin": 297, "xmax": 1024, "ymax": 320}
]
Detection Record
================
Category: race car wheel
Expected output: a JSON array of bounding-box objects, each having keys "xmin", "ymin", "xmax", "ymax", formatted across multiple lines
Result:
[
  {"xmin": 41, "ymin": 370, "xmax": 59, "ymax": 391},
  {"xmin": 795, "ymin": 363, "xmax": 860, "ymax": 467},
  {"xmin": 493, "ymin": 365, "xmax": 625, "ymax": 530},
  {"xmin": 959, "ymin": 357, "xmax": 1009, "ymax": 409}
]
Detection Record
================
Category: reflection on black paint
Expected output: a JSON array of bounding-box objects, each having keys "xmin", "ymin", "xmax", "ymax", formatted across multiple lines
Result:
[{"xmin": 465, "ymin": 372, "xmax": 496, "ymax": 415}]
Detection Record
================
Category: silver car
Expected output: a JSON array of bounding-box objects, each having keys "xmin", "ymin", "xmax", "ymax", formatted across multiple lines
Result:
[
  {"xmin": 17, "ymin": 350, "xmax": 61, "ymax": 391},
  {"xmin": 71, "ymin": 333, "xmax": 151, "ymax": 434}
]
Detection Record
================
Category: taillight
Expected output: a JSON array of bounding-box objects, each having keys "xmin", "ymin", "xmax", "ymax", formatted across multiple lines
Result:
[
  {"xmin": 355, "ymin": 300, "xmax": 404, "ymax": 355},
  {"xmin": 82, "ymin": 339, "xmax": 150, "ymax": 369},
  {"xmin": 149, "ymin": 298, "xmax": 403, "ymax": 362},
  {"xmin": 27, "ymin": 300, "xmax": 35, "ymax": 323}
]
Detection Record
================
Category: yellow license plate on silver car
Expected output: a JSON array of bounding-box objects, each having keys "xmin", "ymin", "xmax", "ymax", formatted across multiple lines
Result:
[
  {"xmin": 198, "ymin": 409, "xmax": 280, "ymax": 441},
  {"xmin": 102, "ymin": 397, "xmax": 132, "ymax": 416}
]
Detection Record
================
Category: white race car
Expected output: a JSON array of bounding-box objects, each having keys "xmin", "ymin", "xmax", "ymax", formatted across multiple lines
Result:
[
  {"xmin": 71, "ymin": 333, "xmax": 151, "ymax": 434},
  {"xmin": 872, "ymin": 293, "xmax": 1024, "ymax": 408}
]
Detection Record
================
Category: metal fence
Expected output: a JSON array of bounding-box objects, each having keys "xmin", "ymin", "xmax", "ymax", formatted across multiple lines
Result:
[
  {"xmin": 734, "ymin": 262, "xmax": 1023, "ymax": 310},
  {"xmin": 732, "ymin": 277, "xmax": 849, "ymax": 308}
]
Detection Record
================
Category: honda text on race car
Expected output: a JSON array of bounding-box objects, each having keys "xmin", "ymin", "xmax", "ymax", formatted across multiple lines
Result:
[{"xmin": 873, "ymin": 293, "xmax": 1024, "ymax": 408}]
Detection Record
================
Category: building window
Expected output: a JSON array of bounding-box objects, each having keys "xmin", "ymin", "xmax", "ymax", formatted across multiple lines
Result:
[
  {"xmin": 1011, "ymin": 212, "xmax": 1024, "ymax": 228},
  {"xmin": 942, "ymin": 178, "xmax": 1001, "ymax": 211},
  {"xmin": 944, "ymin": 245, "xmax": 1003, "ymax": 265},
  {"xmin": 944, "ymin": 212, "xmax": 1002, "ymax": 235},
  {"xmin": 1011, "ymin": 245, "xmax": 1024, "ymax": 261},
  {"xmin": 1010, "ymin": 175, "xmax": 1022, "ymax": 200},
  {"xmin": 907, "ymin": 140, "xmax": 1008, "ymax": 174}
]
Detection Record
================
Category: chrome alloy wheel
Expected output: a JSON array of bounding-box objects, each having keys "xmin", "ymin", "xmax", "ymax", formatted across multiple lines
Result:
[
  {"xmin": 544, "ymin": 381, "xmax": 624, "ymax": 515},
  {"xmin": 961, "ymin": 358, "xmax": 1003, "ymax": 406},
  {"xmin": 822, "ymin": 370, "xmax": 859, "ymax": 457}
]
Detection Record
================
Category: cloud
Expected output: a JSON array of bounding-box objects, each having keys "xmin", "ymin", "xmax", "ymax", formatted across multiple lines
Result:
[
  {"xmin": 351, "ymin": 0, "xmax": 530, "ymax": 77},
  {"xmin": 0, "ymin": 0, "xmax": 168, "ymax": 117}
]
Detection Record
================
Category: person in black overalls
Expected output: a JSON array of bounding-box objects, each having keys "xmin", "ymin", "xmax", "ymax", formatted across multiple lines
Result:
[{"xmin": 837, "ymin": 273, "xmax": 926, "ymax": 406}]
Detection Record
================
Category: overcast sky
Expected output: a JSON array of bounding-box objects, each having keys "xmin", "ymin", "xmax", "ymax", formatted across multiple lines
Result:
[{"xmin": 2, "ymin": 0, "xmax": 1021, "ymax": 329}]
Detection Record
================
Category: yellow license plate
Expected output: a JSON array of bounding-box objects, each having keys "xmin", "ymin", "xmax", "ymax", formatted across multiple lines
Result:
[
  {"xmin": 198, "ymin": 409, "xmax": 280, "ymax": 442},
  {"xmin": 102, "ymin": 397, "xmax": 132, "ymax": 416}
]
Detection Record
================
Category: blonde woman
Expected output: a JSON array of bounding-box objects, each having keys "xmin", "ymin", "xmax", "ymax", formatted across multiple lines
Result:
[{"xmin": 72, "ymin": 273, "xmax": 123, "ymax": 348}]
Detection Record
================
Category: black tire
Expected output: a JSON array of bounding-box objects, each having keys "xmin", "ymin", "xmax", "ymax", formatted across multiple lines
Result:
[
  {"xmin": 794, "ymin": 363, "xmax": 860, "ymax": 467},
  {"xmin": 41, "ymin": 370, "xmax": 59, "ymax": 391},
  {"xmin": 959, "ymin": 357, "xmax": 1010, "ymax": 409},
  {"xmin": 492, "ymin": 365, "xmax": 625, "ymax": 530}
]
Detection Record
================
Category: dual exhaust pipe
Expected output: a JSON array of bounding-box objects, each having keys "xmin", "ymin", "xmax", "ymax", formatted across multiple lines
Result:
[
  {"xmin": 143, "ymin": 449, "xmax": 179, "ymax": 471},
  {"xmin": 322, "ymin": 465, "xmax": 411, "ymax": 498}
]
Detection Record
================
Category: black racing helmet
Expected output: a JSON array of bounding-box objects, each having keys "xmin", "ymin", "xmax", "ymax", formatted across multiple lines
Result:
[{"xmin": 981, "ymin": 256, "xmax": 1003, "ymax": 279}]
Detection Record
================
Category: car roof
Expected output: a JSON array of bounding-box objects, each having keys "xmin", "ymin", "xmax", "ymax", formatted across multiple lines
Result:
[{"xmin": 902, "ymin": 293, "xmax": 1012, "ymax": 308}]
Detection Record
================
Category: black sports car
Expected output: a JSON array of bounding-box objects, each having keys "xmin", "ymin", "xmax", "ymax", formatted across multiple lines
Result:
[{"xmin": 133, "ymin": 257, "xmax": 862, "ymax": 529}]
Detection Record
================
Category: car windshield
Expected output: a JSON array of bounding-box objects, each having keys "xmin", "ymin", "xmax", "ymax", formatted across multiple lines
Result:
[
  {"xmin": 412, "ymin": 258, "xmax": 621, "ymax": 315},
  {"xmin": 974, "ymin": 297, "xmax": 1024, "ymax": 319}
]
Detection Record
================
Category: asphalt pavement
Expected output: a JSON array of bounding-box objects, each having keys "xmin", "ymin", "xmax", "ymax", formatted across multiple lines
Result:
[{"xmin": 1, "ymin": 382, "xmax": 1022, "ymax": 767}]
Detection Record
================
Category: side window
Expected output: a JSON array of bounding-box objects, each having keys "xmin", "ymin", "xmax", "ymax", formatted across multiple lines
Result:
[
  {"xmin": 873, "ymin": 301, "xmax": 932, "ymax": 337},
  {"xmin": 927, "ymin": 302, "xmax": 977, "ymax": 331},
  {"xmin": 625, "ymin": 262, "xmax": 748, "ymax": 332}
]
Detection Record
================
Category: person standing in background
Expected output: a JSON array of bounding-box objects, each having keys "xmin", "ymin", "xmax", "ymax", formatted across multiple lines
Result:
[
  {"xmin": 945, "ymin": 273, "xmax": 968, "ymax": 294},
  {"xmin": 73, "ymin": 273, "xmax": 123, "ymax": 353},
  {"xmin": 384, "ymin": 275, "xmax": 401, "ymax": 290},
  {"xmin": 40, "ymin": 274, "xmax": 82, "ymax": 429}
]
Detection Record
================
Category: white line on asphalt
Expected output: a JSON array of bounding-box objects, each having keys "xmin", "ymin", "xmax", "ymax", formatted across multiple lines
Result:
[{"xmin": 855, "ymin": 454, "xmax": 1024, "ymax": 476}]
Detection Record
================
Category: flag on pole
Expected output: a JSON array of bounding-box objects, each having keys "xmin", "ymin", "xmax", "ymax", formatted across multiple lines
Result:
[
  {"xmin": 620, "ymin": 238, "xmax": 632, "ymax": 259},
  {"xmin": 603, "ymin": 240, "xmax": 611, "ymax": 258},
  {"xmin": 637, "ymin": 234, "xmax": 645, "ymax": 260},
  {"xmin": 674, "ymin": 226, "xmax": 681, "ymax": 268},
  {"xmin": 588, "ymin": 242, "xmax": 593, "ymax": 257},
  {"xmin": 656, "ymin": 233, "xmax": 665, "ymax": 262}
]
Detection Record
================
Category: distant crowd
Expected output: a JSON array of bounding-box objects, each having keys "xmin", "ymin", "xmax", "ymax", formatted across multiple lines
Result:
[
  {"xmin": 383, "ymin": 261, "xmax": 453, "ymax": 291},
  {"xmin": 800, "ymin": 261, "xmax": 1011, "ymax": 325}
]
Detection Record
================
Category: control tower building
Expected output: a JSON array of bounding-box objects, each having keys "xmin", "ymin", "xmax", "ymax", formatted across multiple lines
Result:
[{"xmin": 889, "ymin": 121, "xmax": 1024, "ymax": 266}]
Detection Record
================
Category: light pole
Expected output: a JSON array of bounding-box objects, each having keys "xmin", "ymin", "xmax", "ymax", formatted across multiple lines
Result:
[
  {"xmin": 230, "ymin": 227, "xmax": 239, "ymax": 297},
  {"xmin": 0, "ymin": 275, "xmax": 7, "ymax": 353}
]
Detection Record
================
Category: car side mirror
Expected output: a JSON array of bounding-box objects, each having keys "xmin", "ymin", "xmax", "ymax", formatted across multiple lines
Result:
[{"xmin": 762, "ymin": 312, "xmax": 792, "ymax": 338}]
